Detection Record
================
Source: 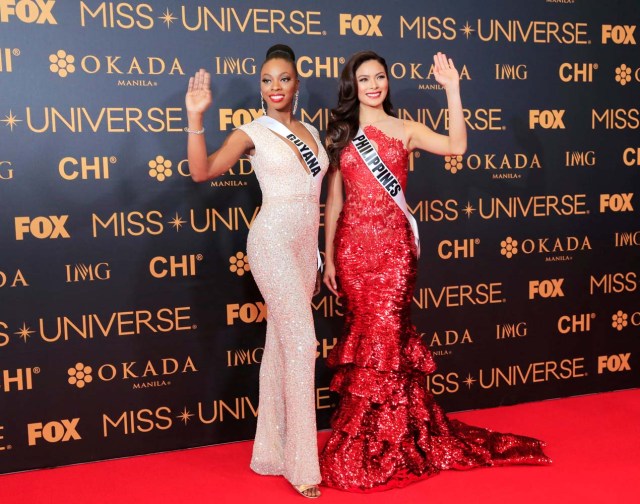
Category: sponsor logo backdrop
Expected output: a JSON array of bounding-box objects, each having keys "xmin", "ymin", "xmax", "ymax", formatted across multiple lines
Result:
[{"xmin": 1, "ymin": 0, "xmax": 639, "ymax": 473}]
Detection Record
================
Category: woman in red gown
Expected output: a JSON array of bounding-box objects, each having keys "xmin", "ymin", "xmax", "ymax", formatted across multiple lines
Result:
[{"xmin": 320, "ymin": 51, "xmax": 551, "ymax": 492}]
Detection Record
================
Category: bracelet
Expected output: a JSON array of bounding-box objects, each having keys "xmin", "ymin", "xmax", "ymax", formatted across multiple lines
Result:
[{"xmin": 184, "ymin": 126, "xmax": 205, "ymax": 134}]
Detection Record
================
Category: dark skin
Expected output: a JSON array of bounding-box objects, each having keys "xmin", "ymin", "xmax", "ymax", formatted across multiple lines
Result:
[{"xmin": 185, "ymin": 59, "xmax": 322, "ymax": 498}]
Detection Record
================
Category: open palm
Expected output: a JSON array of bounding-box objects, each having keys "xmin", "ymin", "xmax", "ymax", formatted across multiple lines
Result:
[
  {"xmin": 433, "ymin": 52, "xmax": 460, "ymax": 89},
  {"xmin": 186, "ymin": 69, "xmax": 212, "ymax": 114}
]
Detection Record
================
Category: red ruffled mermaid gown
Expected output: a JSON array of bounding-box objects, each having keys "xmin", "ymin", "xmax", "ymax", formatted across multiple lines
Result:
[{"xmin": 319, "ymin": 126, "xmax": 551, "ymax": 492}]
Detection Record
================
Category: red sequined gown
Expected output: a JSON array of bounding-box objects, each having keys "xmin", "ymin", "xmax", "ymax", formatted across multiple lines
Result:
[{"xmin": 319, "ymin": 126, "xmax": 551, "ymax": 492}]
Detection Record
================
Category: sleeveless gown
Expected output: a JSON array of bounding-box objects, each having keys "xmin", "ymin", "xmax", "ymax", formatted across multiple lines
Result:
[
  {"xmin": 238, "ymin": 120, "xmax": 329, "ymax": 486},
  {"xmin": 319, "ymin": 126, "xmax": 551, "ymax": 492}
]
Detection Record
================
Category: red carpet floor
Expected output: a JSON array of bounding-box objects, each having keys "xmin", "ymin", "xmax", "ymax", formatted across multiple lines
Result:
[{"xmin": 1, "ymin": 388, "xmax": 638, "ymax": 504}]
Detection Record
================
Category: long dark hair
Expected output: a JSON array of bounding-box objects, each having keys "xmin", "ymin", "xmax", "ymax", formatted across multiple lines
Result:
[
  {"xmin": 327, "ymin": 51, "xmax": 395, "ymax": 167},
  {"xmin": 262, "ymin": 44, "xmax": 297, "ymax": 76}
]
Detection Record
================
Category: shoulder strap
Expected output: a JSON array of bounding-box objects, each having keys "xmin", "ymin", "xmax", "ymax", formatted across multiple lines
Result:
[
  {"xmin": 255, "ymin": 116, "xmax": 322, "ymax": 177},
  {"xmin": 352, "ymin": 128, "xmax": 420, "ymax": 258}
]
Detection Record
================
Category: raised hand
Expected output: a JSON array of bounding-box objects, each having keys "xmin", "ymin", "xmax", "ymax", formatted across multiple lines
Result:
[
  {"xmin": 186, "ymin": 69, "xmax": 212, "ymax": 115},
  {"xmin": 433, "ymin": 52, "xmax": 460, "ymax": 90}
]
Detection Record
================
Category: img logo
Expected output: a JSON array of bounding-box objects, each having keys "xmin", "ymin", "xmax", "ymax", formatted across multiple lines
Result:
[
  {"xmin": 615, "ymin": 231, "xmax": 640, "ymax": 247},
  {"xmin": 495, "ymin": 64, "xmax": 527, "ymax": 80},
  {"xmin": 65, "ymin": 263, "xmax": 111, "ymax": 283},
  {"xmin": 565, "ymin": 151, "xmax": 596, "ymax": 167},
  {"xmin": 215, "ymin": 56, "xmax": 256, "ymax": 75}
]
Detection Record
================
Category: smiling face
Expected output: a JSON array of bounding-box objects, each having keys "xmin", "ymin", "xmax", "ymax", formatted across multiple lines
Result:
[
  {"xmin": 260, "ymin": 58, "xmax": 298, "ymax": 113},
  {"xmin": 355, "ymin": 59, "xmax": 388, "ymax": 108}
]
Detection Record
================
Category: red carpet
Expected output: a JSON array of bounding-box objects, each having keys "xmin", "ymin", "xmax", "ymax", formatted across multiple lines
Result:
[{"xmin": 1, "ymin": 388, "xmax": 638, "ymax": 504}]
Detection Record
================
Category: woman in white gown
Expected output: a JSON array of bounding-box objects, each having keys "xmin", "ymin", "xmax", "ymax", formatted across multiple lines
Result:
[{"xmin": 185, "ymin": 44, "xmax": 329, "ymax": 498}]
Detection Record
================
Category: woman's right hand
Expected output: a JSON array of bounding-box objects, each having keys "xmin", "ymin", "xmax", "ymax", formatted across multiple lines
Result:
[
  {"xmin": 323, "ymin": 262, "xmax": 340, "ymax": 297},
  {"xmin": 186, "ymin": 69, "xmax": 212, "ymax": 115}
]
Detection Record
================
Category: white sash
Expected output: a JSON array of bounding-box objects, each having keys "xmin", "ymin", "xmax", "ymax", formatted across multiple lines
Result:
[
  {"xmin": 255, "ymin": 116, "xmax": 322, "ymax": 177},
  {"xmin": 352, "ymin": 128, "xmax": 420, "ymax": 258}
]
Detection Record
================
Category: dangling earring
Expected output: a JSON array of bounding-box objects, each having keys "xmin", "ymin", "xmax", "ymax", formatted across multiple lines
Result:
[
  {"xmin": 261, "ymin": 93, "xmax": 266, "ymax": 115},
  {"xmin": 293, "ymin": 90, "xmax": 299, "ymax": 115}
]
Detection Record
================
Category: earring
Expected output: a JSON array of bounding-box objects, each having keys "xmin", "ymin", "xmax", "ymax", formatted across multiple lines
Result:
[
  {"xmin": 293, "ymin": 90, "xmax": 299, "ymax": 115},
  {"xmin": 261, "ymin": 93, "xmax": 266, "ymax": 115}
]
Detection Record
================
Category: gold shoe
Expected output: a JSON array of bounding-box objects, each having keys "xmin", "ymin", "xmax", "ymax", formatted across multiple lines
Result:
[{"xmin": 293, "ymin": 484, "xmax": 321, "ymax": 498}]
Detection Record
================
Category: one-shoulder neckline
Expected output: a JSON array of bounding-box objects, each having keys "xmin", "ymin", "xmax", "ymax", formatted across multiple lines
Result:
[{"xmin": 362, "ymin": 125, "xmax": 409, "ymax": 154}]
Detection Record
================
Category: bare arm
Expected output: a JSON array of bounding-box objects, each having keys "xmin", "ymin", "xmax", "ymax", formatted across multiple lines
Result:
[
  {"xmin": 322, "ymin": 167, "xmax": 344, "ymax": 297},
  {"xmin": 407, "ymin": 52, "xmax": 467, "ymax": 156},
  {"xmin": 186, "ymin": 69, "xmax": 254, "ymax": 182}
]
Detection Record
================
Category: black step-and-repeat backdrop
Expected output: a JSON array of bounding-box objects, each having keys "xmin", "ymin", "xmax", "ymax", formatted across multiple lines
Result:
[{"xmin": 1, "ymin": 0, "xmax": 639, "ymax": 474}]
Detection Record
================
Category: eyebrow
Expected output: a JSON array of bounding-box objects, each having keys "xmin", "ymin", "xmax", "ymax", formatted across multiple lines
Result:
[
  {"xmin": 356, "ymin": 71, "xmax": 386, "ymax": 78},
  {"xmin": 261, "ymin": 72, "xmax": 292, "ymax": 78}
]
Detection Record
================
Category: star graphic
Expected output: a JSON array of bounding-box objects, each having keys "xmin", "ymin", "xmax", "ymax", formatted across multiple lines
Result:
[
  {"xmin": 460, "ymin": 22, "xmax": 475, "ymax": 39},
  {"xmin": 1, "ymin": 110, "xmax": 22, "ymax": 131},
  {"xmin": 463, "ymin": 202, "xmax": 476, "ymax": 218},
  {"xmin": 169, "ymin": 212, "xmax": 185, "ymax": 231},
  {"xmin": 159, "ymin": 8, "xmax": 177, "ymax": 28},
  {"xmin": 177, "ymin": 407, "xmax": 194, "ymax": 425},
  {"xmin": 15, "ymin": 322, "xmax": 35, "ymax": 343},
  {"xmin": 463, "ymin": 374, "xmax": 477, "ymax": 389}
]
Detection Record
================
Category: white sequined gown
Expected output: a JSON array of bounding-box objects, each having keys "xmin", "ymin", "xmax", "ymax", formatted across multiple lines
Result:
[{"xmin": 238, "ymin": 120, "xmax": 329, "ymax": 485}]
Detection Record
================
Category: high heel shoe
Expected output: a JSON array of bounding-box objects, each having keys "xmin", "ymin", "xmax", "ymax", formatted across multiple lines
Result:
[{"xmin": 292, "ymin": 484, "xmax": 321, "ymax": 498}]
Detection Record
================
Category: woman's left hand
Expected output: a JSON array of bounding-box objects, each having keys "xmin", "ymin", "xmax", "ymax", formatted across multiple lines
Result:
[{"xmin": 433, "ymin": 52, "xmax": 460, "ymax": 90}]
